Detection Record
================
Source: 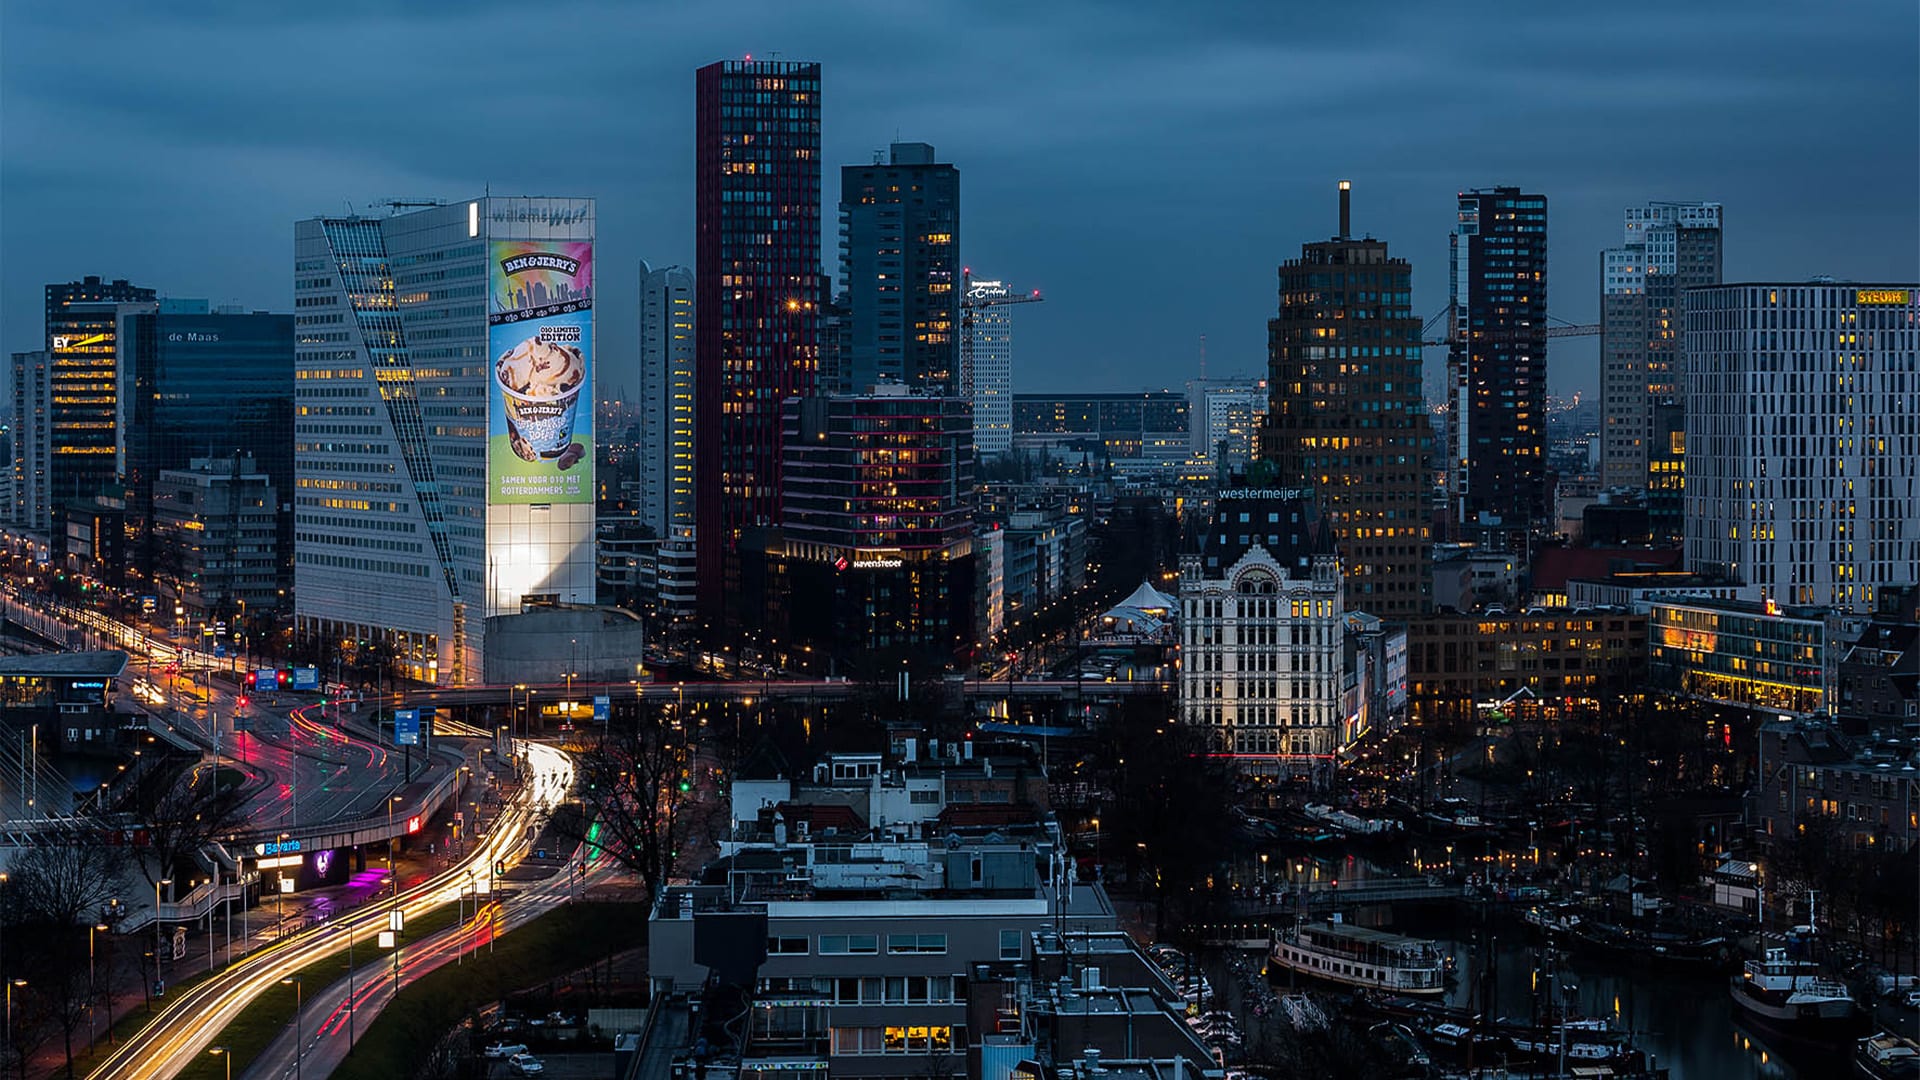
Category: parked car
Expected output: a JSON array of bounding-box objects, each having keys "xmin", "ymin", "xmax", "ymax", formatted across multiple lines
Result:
[
  {"xmin": 509, "ymin": 1053, "xmax": 546, "ymax": 1076},
  {"xmin": 484, "ymin": 1042, "xmax": 529, "ymax": 1059},
  {"xmin": 1903, "ymin": 988, "xmax": 1920, "ymax": 1010}
]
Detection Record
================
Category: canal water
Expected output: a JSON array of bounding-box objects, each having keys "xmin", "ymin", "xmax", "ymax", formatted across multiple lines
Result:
[{"xmin": 1428, "ymin": 932, "xmax": 1807, "ymax": 1079}]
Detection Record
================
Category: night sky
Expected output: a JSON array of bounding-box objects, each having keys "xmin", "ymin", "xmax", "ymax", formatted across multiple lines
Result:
[{"xmin": 3, "ymin": 0, "xmax": 1915, "ymax": 402}]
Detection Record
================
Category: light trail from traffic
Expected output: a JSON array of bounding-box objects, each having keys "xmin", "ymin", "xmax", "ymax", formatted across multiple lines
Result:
[{"xmin": 85, "ymin": 741, "xmax": 574, "ymax": 1080}]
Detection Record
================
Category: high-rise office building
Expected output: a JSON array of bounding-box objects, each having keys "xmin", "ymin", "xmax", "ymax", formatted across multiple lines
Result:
[
  {"xmin": 1599, "ymin": 202, "xmax": 1723, "ymax": 540},
  {"xmin": 745, "ymin": 386, "xmax": 977, "ymax": 675},
  {"xmin": 120, "ymin": 302, "xmax": 295, "ymax": 598},
  {"xmin": 1447, "ymin": 187, "xmax": 1548, "ymax": 548},
  {"xmin": 1188, "ymin": 376, "xmax": 1266, "ymax": 474},
  {"xmin": 962, "ymin": 278, "xmax": 1022, "ymax": 459},
  {"xmin": 1011, "ymin": 391, "xmax": 1190, "ymax": 465},
  {"xmin": 44, "ymin": 277, "xmax": 156, "ymax": 516},
  {"xmin": 840, "ymin": 142, "xmax": 960, "ymax": 394},
  {"xmin": 294, "ymin": 196, "xmax": 596, "ymax": 685},
  {"xmin": 637, "ymin": 260, "xmax": 698, "ymax": 625},
  {"xmin": 1684, "ymin": 282, "xmax": 1919, "ymax": 615},
  {"xmin": 695, "ymin": 59, "xmax": 823, "ymax": 618},
  {"xmin": 1260, "ymin": 183, "xmax": 1433, "ymax": 618},
  {"xmin": 8, "ymin": 351, "xmax": 50, "ymax": 529},
  {"xmin": 152, "ymin": 455, "xmax": 279, "ymax": 623}
]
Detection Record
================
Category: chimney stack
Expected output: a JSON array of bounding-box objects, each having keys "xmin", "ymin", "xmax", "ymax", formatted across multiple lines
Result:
[{"xmin": 1338, "ymin": 180, "xmax": 1352, "ymax": 239}]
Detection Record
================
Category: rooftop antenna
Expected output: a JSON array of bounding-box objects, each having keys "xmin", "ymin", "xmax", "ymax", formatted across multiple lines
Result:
[
  {"xmin": 1338, "ymin": 179, "xmax": 1352, "ymax": 240},
  {"xmin": 1199, "ymin": 333, "xmax": 1208, "ymax": 382}
]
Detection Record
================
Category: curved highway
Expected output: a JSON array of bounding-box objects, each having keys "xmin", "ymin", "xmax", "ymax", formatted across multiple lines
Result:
[
  {"xmin": 84, "ymin": 740, "xmax": 575, "ymax": 1080},
  {"xmin": 2, "ymin": 588, "xmax": 422, "ymax": 829}
]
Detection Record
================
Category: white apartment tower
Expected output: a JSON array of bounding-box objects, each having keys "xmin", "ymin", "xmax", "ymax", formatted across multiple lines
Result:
[
  {"xmin": 962, "ymin": 279, "xmax": 1018, "ymax": 458},
  {"xmin": 1178, "ymin": 492, "xmax": 1343, "ymax": 778},
  {"xmin": 1188, "ymin": 377, "xmax": 1266, "ymax": 473},
  {"xmin": 637, "ymin": 261, "xmax": 697, "ymax": 623},
  {"xmin": 1684, "ymin": 282, "xmax": 1919, "ymax": 614},
  {"xmin": 7, "ymin": 351, "xmax": 49, "ymax": 530},
  {"xmin": 294, "ymin": 197, "xmax": 597, "ymax": 684},
  {"xmin": 1600, "ymin": 202, "xmax": 1722, "ymax": 537}
]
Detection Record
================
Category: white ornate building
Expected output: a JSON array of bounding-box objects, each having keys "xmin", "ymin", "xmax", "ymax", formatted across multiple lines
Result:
[{"xmin": 1179, "ymin": 533, "xmax": 1343, "ymax": 777}]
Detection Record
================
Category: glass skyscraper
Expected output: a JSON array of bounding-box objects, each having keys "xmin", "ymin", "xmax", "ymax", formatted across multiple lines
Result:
[
  {"xmin": 44, "ymin": 276, "xmax": 155, "ymax": 515},
  {"xmin": 120, "ymin": 303, "xmax": 295, "ymax": 597},
  {"xmin": 1447, "ymin": 187, "xmax": 1548, "ymax": 549},
  {"xmin": 694, "ymin": 59, "xmax": 823, "ymax": 620}
]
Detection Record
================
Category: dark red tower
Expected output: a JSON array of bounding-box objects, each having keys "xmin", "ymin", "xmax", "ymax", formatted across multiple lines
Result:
[{"xmin": 694, "ymin": 59, "xmax": 823, "ymax": 625}]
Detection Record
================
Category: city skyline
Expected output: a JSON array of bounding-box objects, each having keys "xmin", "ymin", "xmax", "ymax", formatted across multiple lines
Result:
[{"xmin": 3, "ymin": 2, "xmax": 1915, "ymax": 402}]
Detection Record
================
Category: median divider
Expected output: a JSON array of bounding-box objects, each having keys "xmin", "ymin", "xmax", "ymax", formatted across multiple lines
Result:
[{"xmin": 169, "ymin": 902, "xmax": 462, "ymax": 1080}]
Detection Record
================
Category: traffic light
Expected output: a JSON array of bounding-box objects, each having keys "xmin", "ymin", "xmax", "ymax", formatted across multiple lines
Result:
[
  {"xmin": 494, "ymin": 860, "xmax": 506, "ymax": 876},
  {"xmin": 237, "ymin": 694, "xmax": 251, "ymax": 710},
  {"xmin": 678, "ymin": 772, "xmax": 691, "ymax": 793}
]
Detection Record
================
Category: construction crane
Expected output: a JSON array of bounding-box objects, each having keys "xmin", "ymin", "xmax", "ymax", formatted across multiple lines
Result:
[
  {"xmin": 1420, "ymin": 302, "xmax": 1599, "ymax": 347},
  {"xmin": 959, "ymin": 269, "xmax": 1043, "ymax": 398}
]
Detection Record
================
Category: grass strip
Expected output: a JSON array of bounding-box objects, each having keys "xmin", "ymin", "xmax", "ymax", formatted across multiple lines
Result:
[
  {"xmin": 69, "ymin": 963, "xmax": 222, "ymax": 1079},
  {"xmin": 167, "ymin": 902, "xmax": 459, "ymax": 1080},
  {"xmin": 333, "ymin": 902, "xmax": 649, "ymax": 1080}
]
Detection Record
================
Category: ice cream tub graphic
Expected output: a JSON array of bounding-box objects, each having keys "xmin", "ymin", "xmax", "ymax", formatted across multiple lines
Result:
[{"xmin": 495, "ymin": 328, "xmax": 586, "ymax": 460}]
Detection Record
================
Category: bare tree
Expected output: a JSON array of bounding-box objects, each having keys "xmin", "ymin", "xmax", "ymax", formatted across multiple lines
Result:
[
  {"xmin": 549, "ymin": 711, "xmax": 706, "ymax": 903},
  {"xmin": 9, "ymin": 839, "xmax": 124, "ymax": 929},
  {"xmin": 3, "ymin": 834, "xmax": 126, "ymax": 1078},
  {"xmin": 128, "ymin": 759, "xmax": 247, "ymax": 891}
]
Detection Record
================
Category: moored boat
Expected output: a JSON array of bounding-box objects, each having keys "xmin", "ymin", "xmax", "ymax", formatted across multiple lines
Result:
[
  {"xmin": 1858, "ymin": 1031, "xmax": 1920, "ymax": 1079},
  {"xmin": 1730, "ymin": 947, "xmax": 1856, "ymax": 1036},
  {"xmin": 1269, "ymin": 918, "xmax": 1448, "ymax": 996}
]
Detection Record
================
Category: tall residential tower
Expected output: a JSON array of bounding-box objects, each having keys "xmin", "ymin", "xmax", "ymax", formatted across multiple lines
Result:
[
  {"xmin": 1260, "ymin": 183, "xmax": 1433, "ymax": 618},
  {"xmin": 1447, "ymin": 187, "xmax": 1548, "ymax": 548},
  {"xmin": 694, "ymin": 59, "xmax": 823, "ymax": 617},
  {"xmin": 637, "ymin": 260, "xmax": 697, "ymax": 624},
  {"xmin": 839, "ymin": 142, "xmax": 960, "ymax": 394},
  {"xmin": 1599, "ymin": 202, "xmax": 1722, "ymax": 540},
  {"xmin": 1684, "ymin": 282, "xmax": 1919, "ymax": 615}
]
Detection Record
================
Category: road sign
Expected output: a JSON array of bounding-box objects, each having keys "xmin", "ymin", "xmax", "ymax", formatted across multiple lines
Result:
[
  {"xmin": 394, "ymin": 708, "xmax": 420, "ymax": 746},
  {"xmin": 290, "ymin": 667, "xmax": 320, "ymax": 692},
  {"xmin": 593, "ymin": 694, "xmax": 610, "ymax": 722}
]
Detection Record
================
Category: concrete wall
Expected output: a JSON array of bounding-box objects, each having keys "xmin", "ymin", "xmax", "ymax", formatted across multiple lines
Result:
[{"xmin": 482, "ymin": 604, "xmax": 644, "ymax": 684}]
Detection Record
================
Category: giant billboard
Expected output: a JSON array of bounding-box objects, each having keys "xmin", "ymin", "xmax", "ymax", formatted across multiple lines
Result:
[{"xmin": 488, "ymin": 240, "xmax": 593, "ymax": 504}]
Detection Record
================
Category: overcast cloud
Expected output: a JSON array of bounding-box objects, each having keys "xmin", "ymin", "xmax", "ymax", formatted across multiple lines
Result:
[{"xmin": 3, "ymin": 0, "xmax": 1915, "ymax": 401}]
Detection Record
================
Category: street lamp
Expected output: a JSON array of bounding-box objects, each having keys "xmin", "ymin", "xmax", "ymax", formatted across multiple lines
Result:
[
  {"xmin": 153, "ymin": 878, "xmax": 173, "ymax": 963},
  {"xmin": 88, "ymin": 923, "xmax": 108, "ymax": 1051},
  {"xmin": 387, "ymin": 794, "xmax": 405, "ymax": 889},
  {"xmin": 281, "ymin": 974, "xmax": 303, "ymax": 1080},
  {"xmin": 1750, "ymin": 862, "xmax": 1764, "ymax": 928},
  {"xmin": 209, "ymin": 1044, "xmax": 231, "ymax": 1080},
  {"xmin": 5, "ymin": 978, "xmax": 24, "ymax": 1080}
]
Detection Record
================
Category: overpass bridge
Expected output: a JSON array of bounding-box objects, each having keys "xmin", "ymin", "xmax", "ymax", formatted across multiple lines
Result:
[
  {"xmin": 398, "ymin": 675, "xmax": 1172, "ymax": 716},
  {"xmin": 1195, "ymin": 879, "xmax": 1472, "ymax": 947}
]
